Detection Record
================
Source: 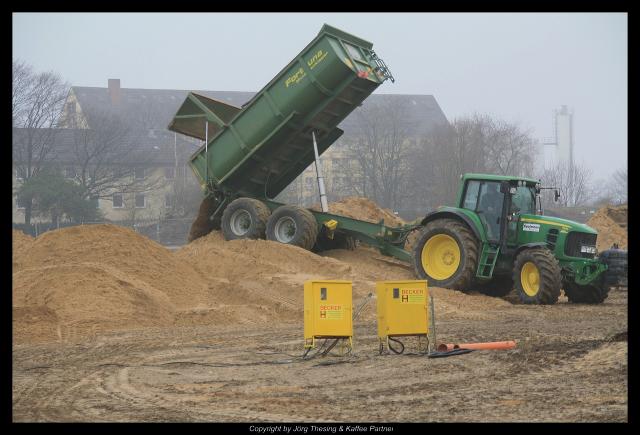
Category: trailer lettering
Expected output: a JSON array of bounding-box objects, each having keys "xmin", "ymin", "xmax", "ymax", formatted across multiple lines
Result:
[
  {"xmin": 307, "ymin": 49, "xmax": 328, "ymax": 69},
  {"xmin": 285, "ymin": 67, "xmax": 306, "ymax": 88}
]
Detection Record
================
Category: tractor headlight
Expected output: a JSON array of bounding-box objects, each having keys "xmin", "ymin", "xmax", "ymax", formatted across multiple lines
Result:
[{"xmin": 580, "ymin": 245, "xmax": 597, "ymax": 254}]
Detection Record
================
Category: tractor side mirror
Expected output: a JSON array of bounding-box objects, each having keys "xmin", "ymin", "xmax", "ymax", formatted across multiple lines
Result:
[{"xmin": 554, "ymin": 189, "xmax": 560, "ymax": 202}]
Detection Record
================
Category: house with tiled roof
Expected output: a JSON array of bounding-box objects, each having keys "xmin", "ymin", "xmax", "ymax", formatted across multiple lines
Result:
[{"xmin": 14, "ymin": 78, "xmax": 449, "ymax": 225}]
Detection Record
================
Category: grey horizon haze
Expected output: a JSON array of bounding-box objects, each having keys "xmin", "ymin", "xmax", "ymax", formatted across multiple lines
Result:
[{"xmin": 13, "ymin": 12, "xmax": 627, "ymax": 180}]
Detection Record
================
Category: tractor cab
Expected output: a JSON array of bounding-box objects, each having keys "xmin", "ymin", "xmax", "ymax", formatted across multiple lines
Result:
[{"xmin": 458, "ymin": 174, "xmax": 540, "ymax": 246}]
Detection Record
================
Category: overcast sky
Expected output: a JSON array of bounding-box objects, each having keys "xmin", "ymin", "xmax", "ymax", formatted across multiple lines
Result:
[{"xmin": 13, "ymin": 12, "xmax": 627, "ymax": 180}]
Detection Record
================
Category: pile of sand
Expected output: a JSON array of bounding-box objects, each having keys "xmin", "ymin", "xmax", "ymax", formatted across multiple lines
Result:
[
  {"xmin": 313, "ymin": 197, "xmax": 405, "ymax": 227},
  {"xmin": 13, "ymin": 224, "xmax": 389, "ymax": 344},
  {"xmin": 12, "ymin": 225, "xmax": 208, "ymax": 344},
  {"xmin": 587, "ymin": 204, "xmax": 628, "ymax": 251},
  {"xmin": 12, "ymin": 229, "xmax": 33, "ymax": 264},
  {"xmin": 13, "ymin": 206, "xmax": 515, "ymax": 345}
]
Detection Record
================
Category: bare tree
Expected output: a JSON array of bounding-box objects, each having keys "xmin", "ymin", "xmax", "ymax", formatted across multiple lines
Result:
[
  {"xmin": 408, "ymin": 114, "xmax": 490, "ymax": 210},
  {"xmin": 12, "ymin": 59, "xmax": 69, "ymax": 225},
  {"xmin": 405, "ymin": 113, "xmax": 539, "ymax": 213},
  {"xmin": 483, "ymin": 119, "xmax": 536, "ymax": 177},
  {"xmin": 338, "ymin": 96, "xmax": 414, "ymax": 211},
  {"xmin": 605, "ymin": 167, "xmax": 628, "ymax": 205},
  {"xmin": 540, "ymin": 160, "xmax": 593, "ymax": 207},
  {"xmin": 67, "ymin": 110, "xmax": 166, "ymax": 202}
]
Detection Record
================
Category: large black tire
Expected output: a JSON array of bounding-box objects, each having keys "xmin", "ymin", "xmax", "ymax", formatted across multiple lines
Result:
[
  {"xmin": 220, "ymin": 198, "xmax": 270, "ymax": 241},
  {"xmin": 563, "ymin": 279, "xmax": 610, "ymax": 304},
  {"xmin": 412, "ymin": 219, "xmax": 479, "ymax": 292},
  {"xmin": 266, "ymin": 205, "xmax": 319, "ymax": 251},
  {"xmin": 475, "ymin": 275, "xmax": 514, "ymax": 297},
  {"xmin": 599, "ymin": 249, "xmax": 628, "ymax": 287},
  {"xmin": 513, "ymin": 248, "xmax": 561, "ymax": 304},
  {"xmin": 188, "ymin": 195, "xmax": 223, "ymax": 242}
]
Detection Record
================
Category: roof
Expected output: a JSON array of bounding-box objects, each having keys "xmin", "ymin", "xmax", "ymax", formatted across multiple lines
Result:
[
  {"xmin": 71, "ymin": 87, "xmax": 254, "ymax": 133},
  {"xmin": 462, "ymin": 173, "xmax": 541, "ymax": 184},
  {"xmin": 70, "ymin": 86, "xmax": 448, "ymax": 138},
  {"xmin": 12, "ymin": 127, "xmax": 198, "ymax": 166}
]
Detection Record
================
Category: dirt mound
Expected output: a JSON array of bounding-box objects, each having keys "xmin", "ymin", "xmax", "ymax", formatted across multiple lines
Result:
[
  {"xmin": 12, "ymin": 225, "xmax": 208, "ymax": 344},
  {"xmin": 12, "ymin": 214, "xmax": 521, "ymax": 345},
  {"xmin": 13, "ymin": 263, "xmax": 175, "ymax": 343},
  {"xmin": 12, "ymin": 229, "xmax": 33, "ymax": 265},
  {"xmin": 587, "ymin": 204, "xmax": 627, "ymax": 251},
  {"xmin": 14, "ymin": 224, "xmax": 210, "ymax": 309},
  {"xmin": 312, "ymin": 197, "xmax": 405, "ymax": 227},
  {"xmin": 175, "ymin": 230, "xmax": 355, "ymax": 323}
]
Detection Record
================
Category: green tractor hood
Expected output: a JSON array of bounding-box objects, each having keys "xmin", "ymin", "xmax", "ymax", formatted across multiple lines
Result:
[{"xmin": 519, "ymin": 214, "xmax": 597, "ymax": 234}]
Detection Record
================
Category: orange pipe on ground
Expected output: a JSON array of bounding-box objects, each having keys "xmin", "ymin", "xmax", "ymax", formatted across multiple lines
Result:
[{"xmin": 436, "ymin": 341, "xmax": 516, "ymax": 352}]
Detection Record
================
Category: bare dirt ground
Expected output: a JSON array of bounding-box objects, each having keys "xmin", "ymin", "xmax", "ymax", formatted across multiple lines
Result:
[{"xmin": 13, "ymin": 287, "xmax": 627, "ymax": 422}]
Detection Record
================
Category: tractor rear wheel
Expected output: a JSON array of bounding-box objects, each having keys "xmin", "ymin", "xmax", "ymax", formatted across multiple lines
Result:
[
  {"xmin": 563, "ymin": 280, "xmax": 610, "ymax": 304},
  {"xmin": 221, "ymin": 198, "xmax": 270, "ymax": 241},
  {"xmin": 412, "ymin": 219, "xmax": 479, "ymax": 291},
  {"xmin": 513, "ymin": 248, "xmax": 561, "ymax": 304},
  {"xmin": 266, "ymin": 205, "xmax": 319, "ymax": 251}
]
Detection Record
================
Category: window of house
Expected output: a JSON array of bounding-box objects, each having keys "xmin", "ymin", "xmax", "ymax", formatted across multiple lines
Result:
[
  {"xmin": 90, "ymin": 195, "xmax": 100, "ymax": 209},
  {"xmin": 134, "ymin": 167, "xmax": 145, "ymax": 180},
  {"xmin": 65, "ymin": 167, "xmax": 76, "ymax": 179},
  {"xmin": 135, "ymin": 194, "xmax": 146, "ymax": 208},
  {"xmin": 164, "ymin": 167, "xmax": 175, "ymax": 180},
  {"xmin": 112, "ymin": 193, "xmax": 124, "ymax": 208},
  {"xmin": 16, "ymin": 196, "xmax": 28, "ymax": 210},
  {"xmin": 15, "ymin": 167, "xmax": 26, "ymax": 181}
]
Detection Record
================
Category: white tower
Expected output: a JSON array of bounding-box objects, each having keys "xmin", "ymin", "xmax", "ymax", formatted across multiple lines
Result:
[{"xmin": 542, "ymin": 105, "xmax": 574, "ymax": 170}]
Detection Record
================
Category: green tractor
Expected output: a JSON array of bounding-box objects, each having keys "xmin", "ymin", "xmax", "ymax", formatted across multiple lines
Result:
[{"xmin": 412, "ymin": 173, "xmax": 627, "ymax": 304}]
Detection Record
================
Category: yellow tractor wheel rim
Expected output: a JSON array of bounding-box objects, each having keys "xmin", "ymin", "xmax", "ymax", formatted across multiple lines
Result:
[
  {"xmin": 520, "ymin": 261, "xmax": 540, "ymax": 296},
  {"xmin": 421, "ymin": 234, "xmax": 461, "ymax": 281}
]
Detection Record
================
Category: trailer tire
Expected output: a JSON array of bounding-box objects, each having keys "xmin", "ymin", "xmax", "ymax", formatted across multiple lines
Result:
[
  {"xmin": 563, "ymin": 280, "xmax": 610, "ymax": 304},
  {"xmin": 188, "ymin": 195, "xmax": 223, "ymax": 242},
  {"xmin": 413, "ymin": 218, "xmax": 479, "ymax": 292},
  {"xmin": 513, "ymin": 248, "xmax": 561, "ymax": 305},
  {"xmin": 266, "ymin": 206, "xmax": 319, "ymax": 251},
  {"xmin": 221, "ymin": 198, "xmax": 270, "ymax": 240}
]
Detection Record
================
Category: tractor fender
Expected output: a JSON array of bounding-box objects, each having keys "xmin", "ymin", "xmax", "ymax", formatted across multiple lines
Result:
[
  {"xmin": 420, "ymin": 210, "xmax": 482, "ymax": 242},
  {"xmin": 514, "ymin": 242, "xmax": 548, "ymax": 257}
]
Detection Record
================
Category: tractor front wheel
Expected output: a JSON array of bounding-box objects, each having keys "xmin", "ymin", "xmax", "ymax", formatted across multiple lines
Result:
[{"xmin": 513, "ymin": 248, "xmax": 561, "ymax": 304}]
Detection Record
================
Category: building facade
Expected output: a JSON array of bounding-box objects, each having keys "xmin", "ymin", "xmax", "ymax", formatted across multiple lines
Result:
[{"xmin": 13, "ymin": 79, "xmax": 449, "ymax": 224}]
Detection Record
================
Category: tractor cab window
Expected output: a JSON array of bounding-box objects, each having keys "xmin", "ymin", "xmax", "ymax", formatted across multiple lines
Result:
[
  {"xmin": 510, "ymin": 186, "xmax": 537, "ymax": 215},
  {"xmin": 476, "ymin": 181, "xmax": 504, "ymax": 242},
  {"xmin": 462, "ymin": 180, "xmax": 481, "ymax": 210}
]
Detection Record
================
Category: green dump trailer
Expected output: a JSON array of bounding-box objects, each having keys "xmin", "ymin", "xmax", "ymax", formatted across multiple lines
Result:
[
  {"xmin": 169, "ymin": 24, "xmax": 626, "ymax": 305},
  {"xmin": 169, "ymin": 24, "xmax": 417, "ymax": 259}
]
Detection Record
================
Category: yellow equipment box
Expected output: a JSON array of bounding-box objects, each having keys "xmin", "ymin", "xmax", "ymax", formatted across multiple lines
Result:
[
  {"xmin": 376, "ymin": 280, "xmax": 429, "ymax": 353},
  {"xmin": 304, "ymin": 280, "xmax": 353, "ymax": 349}
]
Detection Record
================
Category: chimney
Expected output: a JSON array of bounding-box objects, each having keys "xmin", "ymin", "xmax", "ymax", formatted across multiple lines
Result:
[{"xmin": 108, "ymin": 79, "xmax": 121, "ymax": 105}]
